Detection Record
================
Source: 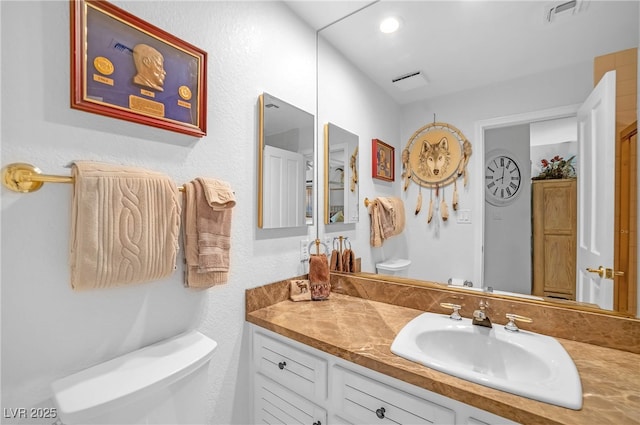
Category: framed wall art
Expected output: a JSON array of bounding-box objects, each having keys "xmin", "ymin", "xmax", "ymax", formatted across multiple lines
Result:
[
  {"xmin": 70, "ymin": 0, "xmax": 207, "ymax": 137},
  {"xmin": 372, "ymin": 138, "xmax": 394, "ymax": 182}
]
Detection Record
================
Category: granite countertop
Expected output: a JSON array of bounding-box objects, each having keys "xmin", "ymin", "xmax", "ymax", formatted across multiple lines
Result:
[{"xmin": 246, "ymin": 292, "xmax": 640, "ymax": 425}]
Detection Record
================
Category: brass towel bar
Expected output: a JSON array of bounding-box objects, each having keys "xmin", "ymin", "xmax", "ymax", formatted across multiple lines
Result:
[{"xmin": 2, "ymin": 163, "xmax": 186, "ymax": 193}]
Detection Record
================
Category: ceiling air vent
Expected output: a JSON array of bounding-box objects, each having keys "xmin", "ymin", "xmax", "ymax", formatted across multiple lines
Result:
[
  {"xmin": 392, "ymin": 71, "xmax": 428, "ymax": 91},
  {"xmin": 544, "ymin": 0, "xmax": 587, "ymax": 24}
]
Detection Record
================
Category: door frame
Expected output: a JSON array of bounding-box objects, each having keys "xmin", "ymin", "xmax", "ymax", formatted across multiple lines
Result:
[
  {"xmin": 473, "ymin": 104, "xmax": 581, "ymax": 289},
  {"xmin": 474, "ymin": 104, "xmax": 636, "ymax": 316},
  {"xmin": 617, "ymin": 121, "xmax": 638, "ymax": 315}
]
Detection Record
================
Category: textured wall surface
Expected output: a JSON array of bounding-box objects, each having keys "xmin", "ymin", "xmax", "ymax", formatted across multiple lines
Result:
[{"xmin": 1, "ymin": 2, "xmax": 317, "ymax": 423}]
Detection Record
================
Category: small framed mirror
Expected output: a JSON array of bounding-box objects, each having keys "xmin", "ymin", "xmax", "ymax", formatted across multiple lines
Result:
[
  {"xmin": 258, "ymin": 93, "xmax": 314, "ymax": 229},
  {"xmin": 324, "ymin": 123, "xmax": 359, "ymax": 224}
]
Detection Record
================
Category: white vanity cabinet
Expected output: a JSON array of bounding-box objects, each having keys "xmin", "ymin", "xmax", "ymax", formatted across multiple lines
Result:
[
  {"xmin": 252, "ymin": 330, "xmax": 327, "ymax": 425},
  {"xmin": 332, "ymin": 365, "xmax": 455, "ymax": 424},
  {"xmin": 249, "ymin": 325, "xmax": 518, "ymax": 425}
]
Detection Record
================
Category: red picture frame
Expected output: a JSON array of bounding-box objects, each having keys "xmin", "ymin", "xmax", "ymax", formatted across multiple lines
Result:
[
  {"xmin": 372, "ymin": 139, "xmax": 395, "ymax": 181},
  {"xmin": 70, "ymin": 0, "xmax": 207, "ymax": 137}
]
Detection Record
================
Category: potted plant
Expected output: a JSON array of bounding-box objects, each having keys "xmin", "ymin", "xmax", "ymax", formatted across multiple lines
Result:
[{"xmin": 532, "ymin": 155, "xmax": 576, "ymax": 180}]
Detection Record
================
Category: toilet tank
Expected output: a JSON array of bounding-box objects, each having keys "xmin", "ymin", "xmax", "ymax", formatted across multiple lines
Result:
[
  {"xmin": 51, "ymin": 330, "xmax": 217, "ymax": 425},
  {"xmin": 376, "ymin": 259, "xmax": 411, "ymax": 276}
]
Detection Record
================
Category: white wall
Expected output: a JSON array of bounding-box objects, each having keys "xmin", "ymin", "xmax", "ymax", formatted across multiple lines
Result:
[
  {"xmin": 399, "ymin": 62, "xmax": 593, "ymax": 286},
  {"xmin": 1, "ymin": 1, "xmax": 317, "ymax": 423},
  {"xmin": 484, "ymin": 124, "xmax": 531, "ymax": 294},
  {"xmin": 318, "ymin": 39, "xmax": 598, "ymax": 287},
  {"xmin": 317, "ymin": 35, "xmax": 401, "ymax": 271}
]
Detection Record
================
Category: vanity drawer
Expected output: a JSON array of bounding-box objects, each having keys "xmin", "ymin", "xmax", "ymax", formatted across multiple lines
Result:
[
  {"xmin": 254, "ymin": 373, "xmax": 326, "ymax": 425},
  {"xmin": 332, "ymin": 366, "xmax": 455, "ymax": 425},
  {"xmin": 253, "ymin": 330, "xmax": 328, "ymax": 400}
]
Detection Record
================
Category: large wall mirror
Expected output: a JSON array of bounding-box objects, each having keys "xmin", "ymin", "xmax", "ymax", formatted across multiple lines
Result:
[
  {"xmin": 324, "ymin": 123, "xmax": 359, "ymax": 224},
  {"xmin": 298, "ymin": 0, "xmax": 639, "ymax": 317},
  {"xmin": 258, "ymin": 93, "xmax": 314, "ymax": 229}
]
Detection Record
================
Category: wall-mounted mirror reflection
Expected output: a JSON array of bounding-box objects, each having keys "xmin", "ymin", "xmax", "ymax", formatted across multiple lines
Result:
[
  {"xmin": 297, "ymin": 0, "xmax": 639, "ymax": 317},
  {"xmin": 258, "ymin": 93, "xmax": 314, "ymax": 229},
  {"xmin": 324, "ymin": 123, "xmax": 359, "ymax": 224}
]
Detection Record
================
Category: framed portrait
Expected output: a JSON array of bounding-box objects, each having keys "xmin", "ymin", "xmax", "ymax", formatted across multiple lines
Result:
[
  {"xmin": 70, "ymin": 0, "xmax": 207, "ymax": 137},
  {"xmin": 372, "ymin": 139, "xmax": 395, "ymax": 182}
]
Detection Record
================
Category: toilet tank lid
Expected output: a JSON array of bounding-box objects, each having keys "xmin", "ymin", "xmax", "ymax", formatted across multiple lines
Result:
[
  {"xmin": 51, "ymin": 330, "xmax": 217, "ymax": 423},
  {"xmin": 376, "ymin": 259, "xmax": 411, "ymax": 270}
]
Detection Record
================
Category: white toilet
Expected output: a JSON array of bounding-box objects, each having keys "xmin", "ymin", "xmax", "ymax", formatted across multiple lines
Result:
[
  {"xmin": 375, "ymin": 259, "xmax": 411, "ymax": 277},
  {"xmin": 50, "ymin": 330, "xmax": 217, "ymax": 425}
]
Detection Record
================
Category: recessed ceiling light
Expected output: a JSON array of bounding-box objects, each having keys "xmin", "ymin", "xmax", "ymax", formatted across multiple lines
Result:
[{"xmin": 379, "ymin": 17, "xmax": 400, "ymax": 34}]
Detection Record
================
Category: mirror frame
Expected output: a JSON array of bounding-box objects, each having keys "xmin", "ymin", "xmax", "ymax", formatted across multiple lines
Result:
[
  {"xmin": 324, "ymin": 122, "xmax": 359, "ymax": 225},
  {"xmin": 258, "ymin": 93, "xmax": 265, "ymax": 228}
]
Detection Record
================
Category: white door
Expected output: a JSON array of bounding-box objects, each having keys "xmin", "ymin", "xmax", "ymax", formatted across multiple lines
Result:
[
  {"xmin": 263, "ymin": 145, "xmax": 305, "ymax": 228},
  {"xmin": 576, "ymin": 71, "xmax": 616, "ymax": 309}
]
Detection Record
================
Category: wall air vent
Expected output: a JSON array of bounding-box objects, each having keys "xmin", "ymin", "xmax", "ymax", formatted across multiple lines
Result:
[
  {"xmin": 391, "ymin": 71, "xmax": 428, "ymax": 91},
  {"xmin": 544, "ymin": 0, "xmax": 587, "ymax": 24}
]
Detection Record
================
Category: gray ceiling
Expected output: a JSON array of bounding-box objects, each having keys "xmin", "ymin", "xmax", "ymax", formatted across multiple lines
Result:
[{"xmin": 285, "ymin": 0, "xmax": 639, "ymax": 104}]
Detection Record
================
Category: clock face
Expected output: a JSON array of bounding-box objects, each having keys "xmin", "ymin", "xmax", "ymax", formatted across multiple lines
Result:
[{"xmin": 485, "ymin": 153, "xmax": 522, "ymax": 206}]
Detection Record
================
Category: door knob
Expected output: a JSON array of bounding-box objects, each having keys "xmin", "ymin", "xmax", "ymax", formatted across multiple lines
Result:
[
  {"xmin": 586, "ymin": 266, "xmax": 624, "ymax": 280},
  {"xmin": 586, "ymin": 266, "xmax": 605, "ymax": 277}
]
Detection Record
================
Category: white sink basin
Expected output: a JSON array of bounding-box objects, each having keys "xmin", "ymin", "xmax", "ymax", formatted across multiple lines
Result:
[{"xmin": 390, "ymin": 312, "xmax": 582, "ymax": 410}]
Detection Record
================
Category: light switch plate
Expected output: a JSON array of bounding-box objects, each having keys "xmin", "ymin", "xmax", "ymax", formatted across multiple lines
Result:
[
  {"xmin": 300, "ymin": 239, "xmax": 309, "ymax": 261},
  {"xmin": 457, "ymin": 209, "xmax": 472, "ymax": 224}
]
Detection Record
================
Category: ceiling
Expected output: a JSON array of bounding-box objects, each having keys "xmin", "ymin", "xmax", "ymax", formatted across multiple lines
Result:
[{"xmin": 284, "ymin": 0, "xmax": 639, "ymax": 105}]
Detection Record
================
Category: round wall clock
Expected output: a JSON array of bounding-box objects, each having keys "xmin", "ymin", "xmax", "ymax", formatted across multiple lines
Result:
[{"xmin": 484, "ymin": 150, "xmax": 522, "ymax": 206}]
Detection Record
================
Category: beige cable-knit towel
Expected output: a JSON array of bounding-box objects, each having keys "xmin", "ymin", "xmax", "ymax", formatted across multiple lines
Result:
[
  {"xmin": 69, "ymin": 161, "xmax": 181, "ymax": 290},
  {"xmin": 183, "ymin": 178, "xmax": 235, "ymax": 288}
]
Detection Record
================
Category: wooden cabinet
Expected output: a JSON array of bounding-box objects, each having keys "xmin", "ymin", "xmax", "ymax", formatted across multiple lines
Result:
[
  {"xmin": 532, "ymin": 179, "xmax": 577, "ymax": 299},
  {"xmin": 250, "ymin": 325, "xmax": 517, "ymax": 425}
]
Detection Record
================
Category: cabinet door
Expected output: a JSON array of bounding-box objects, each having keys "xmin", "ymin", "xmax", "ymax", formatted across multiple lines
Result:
[
  {"xmin": 532, "ymin": 179, "xmax": 576, "ymax": 299},
  {"xmin": 253, "ymin": 330, "xmax": 328, "ymax": 400},
  {"xmin": 332, "ymin": 366, "xmax": 455, "ymax": 424},
  {"xmin": 254, "ymin": 373, "xmax": 326, "ymax": 425}
]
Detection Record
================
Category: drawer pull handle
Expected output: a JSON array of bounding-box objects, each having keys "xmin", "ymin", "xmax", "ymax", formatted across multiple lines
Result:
[
  {"xmin": 375, "ymin": 407, "xmax": 386, "ymax": 419},
  {"xmin": 278, "ymin": 361, "xmax": 287, "ymax": 370}
]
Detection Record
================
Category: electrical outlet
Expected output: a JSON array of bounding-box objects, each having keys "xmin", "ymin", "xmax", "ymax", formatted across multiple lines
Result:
[
  {"xmin": 300, "ymin": 239, "xmax": 310, "ymax": 262},
  {"xmin": 325, "ymin": 237, "xmax": 332, "ymax": 251},
  {"xmin": 457, "ymin": 209, "xmax": 472, "ymax": 224}
]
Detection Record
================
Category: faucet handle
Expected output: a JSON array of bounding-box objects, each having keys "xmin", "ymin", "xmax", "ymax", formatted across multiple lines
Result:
[
  {"xmin": 440, "ymin": 303, "xmax": 462, "ymax": 320},
  {"xmin": 505, "ymin": 313, "xmax": 533, "ymax": 332}
]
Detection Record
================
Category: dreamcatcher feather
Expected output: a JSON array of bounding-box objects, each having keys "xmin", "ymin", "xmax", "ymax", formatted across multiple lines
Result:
[
  {"xmin": 427, "ymin": 189, "xmax": 434, "ymax": 224},
  {"xmin": 452, "ymin": 180, "xmax": 459, "ymax": 211},
  {"xmin": 402, "ymin": 148, "xmax": 411, "ymax": 191}
]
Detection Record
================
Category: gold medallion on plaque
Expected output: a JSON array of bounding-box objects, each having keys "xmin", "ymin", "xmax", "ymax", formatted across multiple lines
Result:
[
  {"xmin": 93, "ymin": 56, "xmax": 114, "ymax": 76},
  {"xmin": 178, "ymin": 86, "xmax": 192, "ymax": 101}
]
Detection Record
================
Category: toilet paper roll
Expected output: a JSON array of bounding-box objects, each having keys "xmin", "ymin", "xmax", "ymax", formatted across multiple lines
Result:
[{"xmin": 448, "ymin": 277, "xmax": 465, "ymax": 286}]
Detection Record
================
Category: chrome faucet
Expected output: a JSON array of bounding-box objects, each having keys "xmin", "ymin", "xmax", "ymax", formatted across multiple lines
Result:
[{"xmin": 472, "ymin": 300, "xmax": 492, "ymax": 328}]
